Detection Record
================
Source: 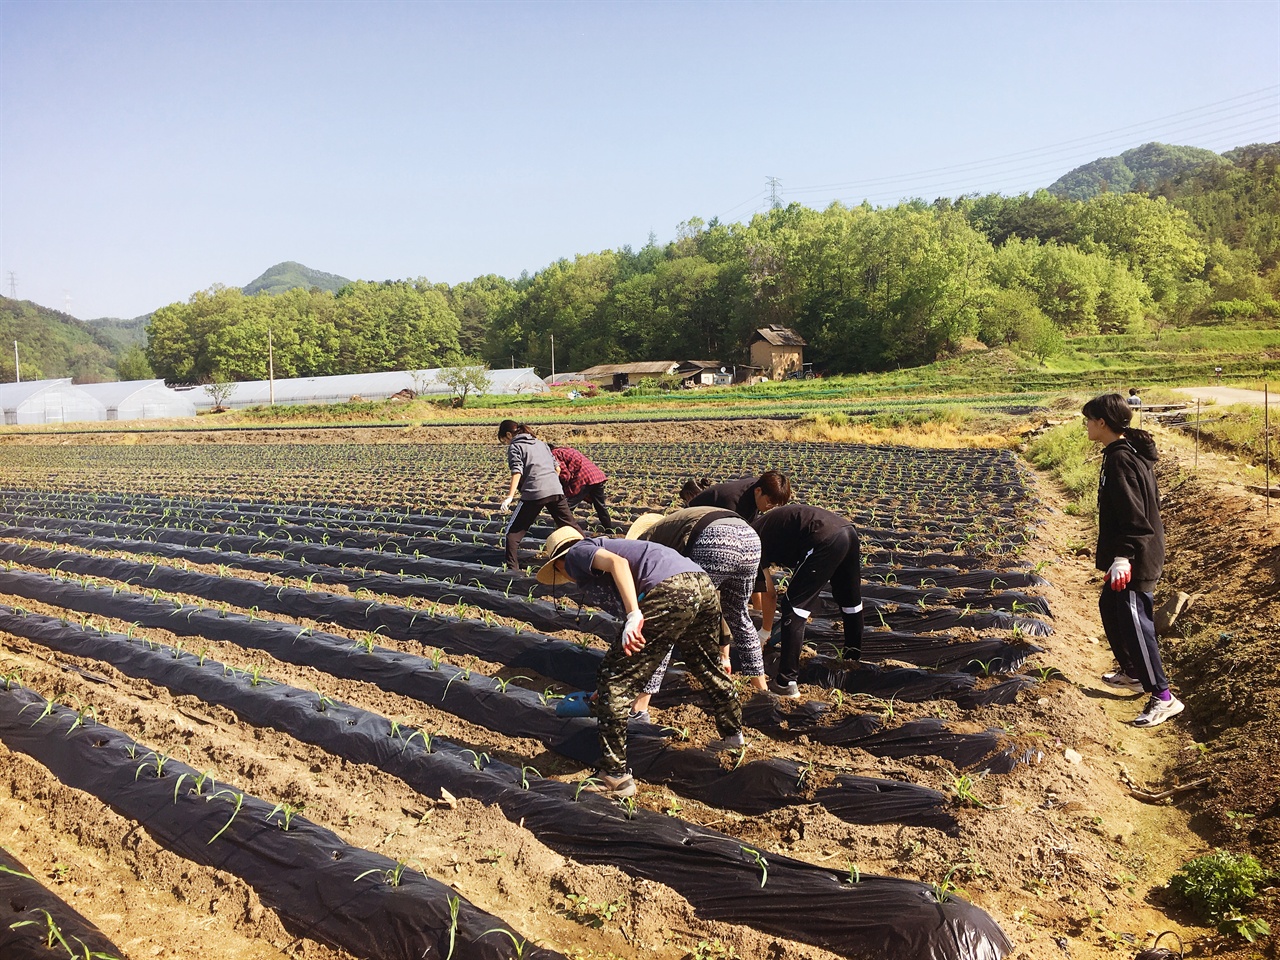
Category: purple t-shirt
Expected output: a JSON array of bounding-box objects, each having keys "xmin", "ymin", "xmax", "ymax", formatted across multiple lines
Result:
[{"xmin": 563, "ymin": 537, "xmax": 700, "ymax": 597}]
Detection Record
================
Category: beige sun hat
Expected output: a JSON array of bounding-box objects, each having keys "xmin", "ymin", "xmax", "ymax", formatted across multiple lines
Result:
[
  {"xmin": 624, "ymin": 513, "xmax": 665, "ymax": 541},
  {"xmin": 535, "ymin": 527, "xmax": 585, "ymax": 585}
]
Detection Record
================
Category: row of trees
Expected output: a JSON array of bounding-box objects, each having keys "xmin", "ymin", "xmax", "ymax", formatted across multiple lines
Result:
[{"xmin": 144, "ymin": 146, "xmax": 1279, "ymax": 381}]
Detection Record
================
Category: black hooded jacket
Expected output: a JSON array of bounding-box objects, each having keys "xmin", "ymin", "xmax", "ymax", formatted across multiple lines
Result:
[{"xmin": 1096, "ymin": 432, "xmax": 1165, "ymax": 590}]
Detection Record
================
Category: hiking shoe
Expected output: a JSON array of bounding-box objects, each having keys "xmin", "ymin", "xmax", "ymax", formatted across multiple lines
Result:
[
  {"xmin": 1102, "ymin": 670, "xmax": 1144, "ymax": 694},
  {"xmin": 706, "ymin": 730, "xmax": 746, "ymax": 752},
  {"xmin": 627, "ymin": 709, "xmax": 650, "ymax": 726},
  {"xmin": 768, "ymin": 679, "xmax": 800, "ymax": 699},
  {"xmin": 581, "ymin": 770, "xmax": 636, "ymax": 798},
  {"xmin": 1132, "ymin": 694, "xmax": 1185, "ymax": 728}
]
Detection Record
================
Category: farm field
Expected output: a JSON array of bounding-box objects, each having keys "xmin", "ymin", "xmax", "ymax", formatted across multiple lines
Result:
[{"xmin": 0, "ymin": 425, "xmax": 1251, "ymax": 960}]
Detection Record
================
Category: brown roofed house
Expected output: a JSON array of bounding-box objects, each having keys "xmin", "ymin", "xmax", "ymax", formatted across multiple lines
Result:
[{"xmin": 748, "ymin": 325, "xmax": 807, "ymax": 380}]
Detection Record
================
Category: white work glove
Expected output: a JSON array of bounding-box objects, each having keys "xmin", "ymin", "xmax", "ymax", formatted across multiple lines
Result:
[
  {"xmin": 500, "ymin": 496, "xmax": 514, "ymax": 513},
  {"xmin": 621, "ymin": 610, "xmax": 645, "ymax": 655},
  {"xmin": 1106, "ymin": 557, "xmax": 1132, "ymax": 591},
  {"xmin": 757, "ymin": 625, "xmax": 772, "ymax": 644}
]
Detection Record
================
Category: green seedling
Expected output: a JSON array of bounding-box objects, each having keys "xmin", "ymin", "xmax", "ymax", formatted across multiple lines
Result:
[
  {"xmin": 968, "ymin": 657, "xmax": 1003, "ymax": 678},
  {"xmin": 479, "ymin": 927, "xmax": 533, "ymax": 958},
  {"xmin": 266, "ymin": 800, "xmax": 304, "ymax": 831},
  {"xmin": 63, "ymin": 702, "xmax": 97, "ymax": 735},
  {"xmin": 460, "ymin": 749, "xmax": 489, "ymax": 771},
  {"xmin": 931, "ymin": 864, "xmax": 965, "ymax": 903},
  {"xmin": 206, "ymin": 789, "xmax": 245, "ymax": 844},
  {"xmin": 9, "ymin": 908, "xmax": 76, "ymax": 953},
  {"xmin": 0, "ymin": 864, "xmax": 34, "ymax": 880},
  {"xmin": 740, "ymin": 846, "xmax": 769, "ymax": 887},
  {"xmin": 0, "ymin": 669, "xmax": 23, "ymax": 690},
  {"xmin": 19, "ymin": 694, "xmax": 60, "ymax": 727},
  {"xmin": 243, "ymin": 664, "xmax": 275, "ymax": 687},
  {"xmin": 445, "ymin": 895, "xmax": 461, "ymax": 960},
  {"xmin": 520, "ymin": 765, "xmax": 540, "ymax": 789},
  {"xmin": 617, "ymin": 795, "xmax": 638, "ymax": 820},
  {"xmin": 442, "ymin": 669, "xmax": 472, "ymax": 700},
  {"xmin": 355, "ymin": 857, "xmax": 424, "ymax": 887},
  {"xmin": 796, "ymin": 760, "xmax": 813, "ymax": 788},
  {"xmin": 829, "ymin": 688, "xmax": 845, "ymax": 709},
  {"xmin": 846, "ymin": 862, "xmax": 861, "ymax": 884},
  {"xmin": 134, "ymin": 750, "xmax": 172, "ymax": 780},
  {"xmin": 314, "ymin": 689, "xmax": 335, "ymax": 713},
  {"xmin": 574, "ymin": 776, "xmax": 601, "ymax": 801},
  {"xmin": 491, "ymin": 674, "xmax": 530, "ymax": 693},
  {"xmin": 351, "ymin": 634, "xmax": 376, "ymax": 654},
  {"xmin": 951, "ymin": 772, "xmax": 997, "ymax": 808},
  {"xmin": 173, "ymin": 769, "xmax": 217, "ymax": 802},
  {"xmin": 660, "ymin": 724, "xmax": 691, "ymax": 742}
]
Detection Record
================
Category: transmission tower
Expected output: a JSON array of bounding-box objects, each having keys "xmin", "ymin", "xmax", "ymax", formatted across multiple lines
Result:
[
  {"xmin": 6, "ymin": 273, "xmax": 15, "ymax": 299},
  {"xmin": 766, "ymin": 176, "xmax": 782, "ymax": 210}
]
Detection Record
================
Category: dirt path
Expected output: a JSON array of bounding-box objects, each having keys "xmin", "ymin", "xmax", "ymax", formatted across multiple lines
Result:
[{"xmin": 1174, "ymin": 386, "xmax": 1280, "ymax": 406}]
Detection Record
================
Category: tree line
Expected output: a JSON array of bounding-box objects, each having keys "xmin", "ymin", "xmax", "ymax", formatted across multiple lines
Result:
[{"xmin": 141, "ymin": 145, "xmax": 1279, "ymax": 383}]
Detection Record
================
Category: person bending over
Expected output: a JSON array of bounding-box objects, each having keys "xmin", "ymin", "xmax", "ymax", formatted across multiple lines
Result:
[
  {"xmin": 1084, "ymin": 393, "xmax": 1182, "ymax": 727},
  {"xmin": 626, "ymin": 507, "xmax": 768, "ymax": 715},
  {"xmin": 537, "ymin": 527, "xmax": 744, "ymax": 798},
  {"xmin": 549, "ymin": 443, "xmax": 616, "ymax": 533},
  {"xmin": 752, "ymin": 503, "xmax": 864, "ymax": 700},
  {"xmin": 496, "ymin": 420, "xmax": 582, "ymax": 573},
  {"xmin": 688, "ymin": 470, "xmax": 792, "ymax": 523}
]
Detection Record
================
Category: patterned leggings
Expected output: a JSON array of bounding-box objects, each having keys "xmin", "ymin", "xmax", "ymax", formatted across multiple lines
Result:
[{"xmin": 641, "ymin": 521, "xmax": 763, "ymax": 695}]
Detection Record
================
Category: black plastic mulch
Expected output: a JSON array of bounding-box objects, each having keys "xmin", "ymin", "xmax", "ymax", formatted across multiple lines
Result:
[{"xmin": 0, "ymin": 845, "xmax": 123, "ymax": 959}]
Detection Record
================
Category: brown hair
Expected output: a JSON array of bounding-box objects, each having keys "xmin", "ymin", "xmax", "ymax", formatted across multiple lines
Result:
[{"xmin": 755, "ymin": 470, "xmax": 792, "ymax": 506}]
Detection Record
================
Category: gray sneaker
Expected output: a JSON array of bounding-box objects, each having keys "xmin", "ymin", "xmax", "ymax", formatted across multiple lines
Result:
[
  {"xmin": 581, "ymin": 770, "xmax": 636, "ymax": 798},
  {"xmin": 707, "ymin": 731, "xmax": 746, "ymax": 752},
  {"xmin": 627, "ymin": 709, "xmax": 650, "ymax": 726},
  {"xmin": 768, "ymin": 679, "xmax": 800, "ymax": 699},
  {"xmin": 1102, "ymin": 670, "xmax": 1144, "ymax": 694},
  {"xmin": 1132, "ymin": 694, "xmax": 1184, "ymax": 728}
]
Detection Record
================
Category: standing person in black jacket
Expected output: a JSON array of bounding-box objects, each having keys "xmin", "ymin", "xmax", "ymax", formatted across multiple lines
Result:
[
  {"xmin": 752, "ymin": 503, "xmax": 863, "ymax": 699},
  {"xmin": 688, "ymin": 471, "xmax": 792, "ymax": 523},
  {"xmin": 1084, "ymin": 393, "xmax": 1182, "ymax": 727}
]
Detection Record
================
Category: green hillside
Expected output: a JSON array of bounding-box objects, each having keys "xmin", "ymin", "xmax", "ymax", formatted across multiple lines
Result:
[
  {"xmin": 243, "ymin": 261, "xmax": 351, "ymax": 296},
  {"xmin": 86, "ymin": 314, "xmax": 150, "ymax": 353},
  {"xmin": 0, "ymin": 297, "xmax": 121, "ymax": 382},
  {"xmin": 1048, "ymin": 142, "xmax": 1224, "ymax": 200}
]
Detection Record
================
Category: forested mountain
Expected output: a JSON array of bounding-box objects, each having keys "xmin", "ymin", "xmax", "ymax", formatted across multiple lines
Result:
[
  {"xmin": 1, "ymin": 297, "xmax": 124, "ymax": 382},
  {"xmin": 243, "ymin": 261, "xmax": 351, "ymax": 296},
  {"xmin": 1048, "ymin": 142, "xmax": 1225, "ymax": 201},
  {"xmin": 117, "ymin": 139, "xmax": 1280, "ymax": 384}
]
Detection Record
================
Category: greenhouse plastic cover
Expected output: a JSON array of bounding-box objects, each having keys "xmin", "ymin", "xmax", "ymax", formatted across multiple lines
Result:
[
  {"xmin": 0, "ymin": 378, "xmax": 105, "ymax": 425},
  {"xmin": 195, "ymin": 367, "xmax": 546, "ymax": 409},
  {"xmin": 76, "ymin": 379, "xmax": 197, "ymax": 420}
]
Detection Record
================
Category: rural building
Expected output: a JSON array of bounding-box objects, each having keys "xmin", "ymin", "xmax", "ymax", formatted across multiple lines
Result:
[
  {"xmin": 577, "ymin": 361, "xmax": 680, "ymax": 391},
  {"xmin": 190, "ymin": 367, "xmax": 546, "ymax": 411},
  {"xmin": 0, "ymin": 379, "xmax": 105, "ymax": 425},
  {"xmin": 748, "ymin": 325, "xmax": 807, "ymax": 380},
  {"xmin": 78, "ymin": 379, "xmax": 197, "ymax": 421},
  {"xmin": 676, "ymin": 360, "xmax": 731, "ymax": 386}
]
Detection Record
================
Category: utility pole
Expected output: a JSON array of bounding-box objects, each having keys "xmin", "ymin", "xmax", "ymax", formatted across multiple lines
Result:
[
  {"xmin": 766, "ymin": 176, "xmax": 782, "ymax": 210},
  {"xmin": 550, "ymin": 334, "xmax": 555, "ymax": 382},
  {"xmin": 13, "ymin": 341, "xmax": 19, "ymax": 384},
  {"xmin": 268, "ymin": 325, "xmax": 275, "ymax": 405}
]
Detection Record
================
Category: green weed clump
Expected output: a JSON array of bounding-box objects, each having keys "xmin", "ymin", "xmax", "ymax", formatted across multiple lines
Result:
[
  {"xmin": 1023, "ymin": 422, "xmax": 1097, "ymax": 517},
  {"xmin": 1168, "ymin": 849, "xmax": 1272, "ymax": 941}
]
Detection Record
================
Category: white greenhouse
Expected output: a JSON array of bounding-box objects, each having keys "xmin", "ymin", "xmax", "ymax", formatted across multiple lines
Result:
[
  {"xmin": 77, "ymin": 380, "xmax": 198, "ymax": 421},
  {"xmin": 192, "ymin": 367, "xmax": 546, "ymax": 411},
  {"xmin": 0, "ymin": 379, "xmax": 106, "ymax": 425}
]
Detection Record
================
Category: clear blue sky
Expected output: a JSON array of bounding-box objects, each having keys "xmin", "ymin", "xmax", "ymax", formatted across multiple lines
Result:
[{"xmin": 2, "ymin": 0, "xmax": 1277, "ymax": 320}]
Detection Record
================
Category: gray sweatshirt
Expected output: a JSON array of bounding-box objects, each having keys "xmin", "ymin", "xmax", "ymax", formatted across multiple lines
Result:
[{"xmin": 506, "ymin": 433, "xmax": 562, "ymax": 501}]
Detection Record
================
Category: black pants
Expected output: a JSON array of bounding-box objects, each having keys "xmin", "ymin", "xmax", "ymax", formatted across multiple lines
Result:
[
  {"xmin": 504, "ymin": 495, "xmax": 583, "ymax": 572},
  {"xmin": 776, "ymin": 525, "xmax": 864, "ymax": 684},
  {"xmin": 1099, "ymin": 587, "xmax": 1168, "ymax": 693},
  {"xmin": 567, "ymin": 481, "xmax": 615, "ymax": 532}
]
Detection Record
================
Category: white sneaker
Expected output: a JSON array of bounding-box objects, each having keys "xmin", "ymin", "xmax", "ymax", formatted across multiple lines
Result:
[
  {"xmin": 1132, "ymin": 694, "xmax": 1184, "ymax": 727},
  {"xmin": 1102, "ymin": 670, "xmax": 1144, "ymax": 694},
  {"xmin": 706, "ymin": 731, "xmax": 746, "ymax": 752}
]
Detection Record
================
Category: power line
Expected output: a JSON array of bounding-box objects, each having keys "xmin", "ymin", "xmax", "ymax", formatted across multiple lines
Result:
[{"xmin": 766, "ymin": 176, "xmax": 783, "ymax": 210}]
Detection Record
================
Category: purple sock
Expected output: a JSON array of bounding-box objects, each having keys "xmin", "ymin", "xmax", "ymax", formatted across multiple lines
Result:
[{"xmin": 1157, "ymin": 689, "xmax": 1172, "ymax": 701}]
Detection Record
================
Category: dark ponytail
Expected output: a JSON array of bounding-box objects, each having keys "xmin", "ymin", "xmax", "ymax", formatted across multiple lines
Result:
[
  {"xmin": 497, "ymin": 420, "xmax": 534, "ymax": 441},
  {"xmin": 1083, "ymin": 393, "xmax": 1154, "ymax": 445}
]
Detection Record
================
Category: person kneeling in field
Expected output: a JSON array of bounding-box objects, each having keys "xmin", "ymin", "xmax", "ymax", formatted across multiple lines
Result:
[
  {"xmin": 625, "ymin": 508, "xmax": 769, "ymax": 714},
  {"xmin": 537, "ymin": 527, "xmax": 745, "ymax": 799},
  {"xmin": 753, "ymin": 503, "xmax": 864, "ymax": 700}
]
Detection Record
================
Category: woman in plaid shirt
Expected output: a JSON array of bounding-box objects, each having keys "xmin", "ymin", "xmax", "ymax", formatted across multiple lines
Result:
[{"xmin": 550, "ymin": 444, "xmax": 617, "ymax": 534}]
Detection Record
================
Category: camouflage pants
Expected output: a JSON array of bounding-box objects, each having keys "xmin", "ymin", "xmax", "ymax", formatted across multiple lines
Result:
[{"xmin": 596, "ymin": 571, "xmax": 741, "ymax": 775}]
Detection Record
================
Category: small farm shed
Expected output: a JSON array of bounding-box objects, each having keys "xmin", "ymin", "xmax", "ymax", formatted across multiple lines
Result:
[
  {"xmin": 577, "ymin": 361, "xmax": 679, "ymax": 391},
  {"xmin": 0, "ymin": 379, "xmax": 105, "ymax": 425},
  {"xmin": 192, "ymin": 367, "xmax": 546, "ymax": 411},
  {"xmin": 676, "ymin": 360, "xmax": 729, "ymax": 387},
  {"xmin": 749, "ymin": 325, "xmax": 807, "ymax": 380},
  {"xmin": 78, "ymin": 380, "xmax": 197, "ymax": 421}
]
